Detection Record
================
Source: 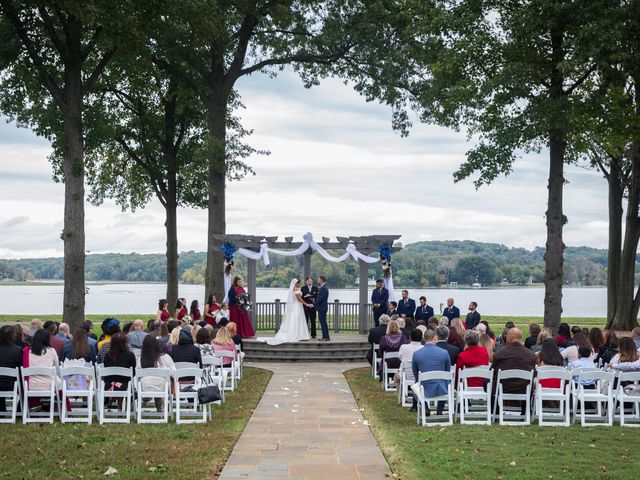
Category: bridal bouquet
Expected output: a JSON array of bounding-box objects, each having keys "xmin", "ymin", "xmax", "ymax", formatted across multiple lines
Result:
[{"xmin": 237, "ymin": 292, "xmax": 252, "ymax": 312}]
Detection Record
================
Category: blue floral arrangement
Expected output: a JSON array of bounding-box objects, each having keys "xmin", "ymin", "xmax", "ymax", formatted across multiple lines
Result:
[
  {"xmin": 221, "ymin": 241, "xmax": 236, "ymax": 275},
  {"xmin": 379, "ymin": 244, "xmax": 392, "ymax": 278}
]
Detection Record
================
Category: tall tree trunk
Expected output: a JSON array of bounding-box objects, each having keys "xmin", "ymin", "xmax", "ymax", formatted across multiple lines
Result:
[
  {"xmin": 605, "ymin": 160, "xmax": 624, "ymax": 327},
  {"xmin": 205, "ymin": 98, "xmax": 227, "ymax": 302},
  {"xmin": 61, "ymin": 21, "xmax": 85, "ymax": 331},
  {"xmin": 165, "ymin": 194, "xmax": 179, "ymax": 306},
  {"xmin": 543, "ymin": 24, "xmax": 566, "ymax": 335}
]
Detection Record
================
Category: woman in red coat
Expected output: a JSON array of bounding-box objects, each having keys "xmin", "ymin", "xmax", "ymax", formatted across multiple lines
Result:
[
  {"xmin": 228, "ymin": 277, "xmax": 255, "ymax": 338},
  {"xmin": 456, "ymin": 330, "xmax": 489, "ymax": 387}
]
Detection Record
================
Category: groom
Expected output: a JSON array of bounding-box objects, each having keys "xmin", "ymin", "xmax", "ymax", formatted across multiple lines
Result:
[
  {"xmin": 301, "ymin": 276, "xmax": 319, "ymax": 338},
  {"xmin": 314, "ymin": 275, "xmax": 330, "ymax": 342}
]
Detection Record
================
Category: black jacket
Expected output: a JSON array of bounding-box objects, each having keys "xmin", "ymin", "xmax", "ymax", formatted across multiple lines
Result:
[
  {"xmin": 0, "ymin": 344, "xmax": 23, "ymax": 390},
  {"xmin": 170, "ymin": 330, "xmax": 203, "ymax": 366},
  {"xmin": 367, "ymin": 325, "xmax": 388, "ymax": 364},
  {"xmin": 436, "ymin": 340, "xmax": 459, "ymax": 364}
]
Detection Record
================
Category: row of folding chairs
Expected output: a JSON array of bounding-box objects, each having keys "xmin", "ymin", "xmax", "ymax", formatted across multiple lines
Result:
[
  {"xmin": 0, "ymin": 351, "xmax": 243, "ymax": 425},
  {"xmin": 387, "ymin": 364, "xmax": 640, "ymax": 427}
]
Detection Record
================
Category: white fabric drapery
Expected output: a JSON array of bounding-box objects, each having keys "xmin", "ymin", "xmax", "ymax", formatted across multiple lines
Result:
[{"xmin": 222, "ymin": 232, "xmax": 394, "ymax": 298}]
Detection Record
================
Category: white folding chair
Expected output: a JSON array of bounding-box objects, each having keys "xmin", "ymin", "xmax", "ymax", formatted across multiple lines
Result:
[
  {"xmin": 0, "ymin": 367, "xmax": 22, "ymax": 424},
  {"xmin": 235, "ymin": 344, "xmax": 243, "ymax": 380},
  {"xmin": 214, "ymin": 351, "xmax": 237, "ymax": 392},
  {"xmin": 372, "ymin": 343, "xmax": 381, "ymax": 379},
  {"xmin": 534, "ymin": 367, "xmax": 572, "ymax": 427},
  {"xmin": 397, "ymin": 361, "xmax": 415, "ymax": 407},
  {"xmin": 60, "ymin": 366, "xmax": 96, "ymax": 424},
  {"xmin": 97, "ymin": 366, "xmax": 133, "ymax": 424},
  {"xmin": 494, "ymin": 369, "xmax": 533, "ymax": 426},
  {"xmin": 134, "ymin": 368, "xmax": 171, "ymax": 424},
  {"xmin": 382, "ymin": 351, "xmax": 400, "ymax": 392},
  {"xmin": 412, "ymin": 370, "xmax": 454, "ymax": 427},
  {"xmin": 457, "ymin": 367, "xmax": 493, "ymax": 425},
  {"xmin": 617, "ymin": 371, "xmax": 640, "ymax": 427},
  {"xmin": 173, "ymin": 367, "xmax": 207, "ymax": 424},
  {"xmin": 202, "ymin": 356, "xmax": 226, "ymax": 403},
  {"xmin": 575, "ymin": 370, "xmax": 614, "ymax": 426},
  {"xmin": 21, "ymin": 366, "xmax": 59, "ymax": 424}
]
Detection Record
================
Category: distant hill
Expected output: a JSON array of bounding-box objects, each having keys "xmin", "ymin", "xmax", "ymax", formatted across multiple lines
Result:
[{"xmin": 0, "ymin": 240, "xmax": 620, "ymax": 289}]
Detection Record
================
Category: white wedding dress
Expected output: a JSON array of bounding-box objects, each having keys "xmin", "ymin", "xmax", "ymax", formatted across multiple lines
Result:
[{"xmin": 257, "ymin": 279, "xmax": 311, "ymax": 345}]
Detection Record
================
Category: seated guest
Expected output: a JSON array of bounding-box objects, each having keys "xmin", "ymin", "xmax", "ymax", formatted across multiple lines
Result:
[
  {"xmin": 146, "ymin": 319, "xmax": 159, "ymax": 335},
  {"xmin": 63, "ymin": 321, "xmax": 98, "ymax": 361},
  {"xmin": 596, "ymin": 331, "xmax": 619, "ymax": 366},
  {"xmin": 412, "ymin": 329, "xmax": 452, "ymax": 415},
  {"xmin": 63, "ymin": 328, "xmax": 96, "ymax": 363},
  {"xmin": 43, "ymin": 320, "xmax": 65, "ymax": 358},
  {"xmin": 96, "ymin": 319, "xmax": 122, "ymax": 363},
  {"xmin": 456, "ymin": 330, "xmax": 489, "ymax": 387},
  {"xmin": 14, "ymin": 325, "xmax": 29, "ymax": 348},
  {"xmin": 428, "ymin": 317, "xmax": 440, "ymax": 331},
  {"xmin": 465, "ymin": 301, "xmax": 481, "ymax": 330},
  {"xmin": 436, "ymin": 326, "xmax": 459, "ymax": 364},
  {"xmin": 23, "ymin": 330, "xmax": 60, "ymax": 410},
  {"xmin": 524, "ymin": 323, "xmax": 541, "ymax": 349},
  {"xmin": 194, "ymin": 328, "xmax": 214, "ymax": 356},
  {"xmin": 570, "ymin": 325, "xmax": 582, "ymax": 340},
  {"xmin": 571, "ymin": 346, "xmax": 597, "ymax": 387},
  {"xmin": 415, "ymin": 297, "xmax": 434, "ymax": 323},
  {"xmin": 555, "ymin": 323, "xmax": 571, "ymax": 348},
  {"xmin": 561, "ymin": 333, "xmax": 594, "ymax": 363},
  {"xmin": 536, "ymin": 339, "xmax": 564, "ymax": 388},
  {"xmin": 388, "ymin": 301, "xmax": 398, "ymax": 316},
  {"xmin": 171, "ymin": 329, "xmax": 202, "ymax": 366},
  {"xmin": 27, "ymin": 318, "xmax": 43, "ymax": 339},
  {"xmin": 138, "ymin": 335, "xmax": 174, "ymax": 411},
  {"xmin": 227, "ymin": 322, "xmax": 244, "ymax": 351},
  {"xmin": 103, "ymin": 333, "xmax": 136, "ymax": 400},
  {"xmin": 491, "ymin": 328, "xmax": 536, "ymax": 411},
  {"xmin": 450, "ymin": 318, "xmax": 466, "ymax": 340},
  {"xmin": 495, "ymin": 328, "xmax": 510, "ymax": 351},
  {"xmin": 397, "ymin": 329, "xmax": 424, "ymax": 387},
  {"xmin": 447, "ymin": 326, "xmax": 464, "ymax": 351},
  {"xmin": 479, "ymin": 333, "xmax": 494, "ymax": 363},
  {"xmin": 122, "ymin": 322, "xmax": 134, "ymax": 335},
  {"xmin": 212, "ymin": 327, "xmax": 237, "ymax": 366},
  {"xmin": 158, "ymin": 320, "xmax": 179, "ymax": 352},
  {"xmin": 609, "ymin": 337, "xmax": 640, "ymax": 370},
  {"xmin": 480, "ymin": 320, "xmax": 495, "ymax": 340},
  {"xmin": 397, "ymin": 317, "xmax": 411, "ymax": 339},
  {"xmin": 530, "ymin": 329, "xmax": 551, "ymax": 354},
  {"xmin": 377, "ymin": 320, "xmax": 409, "ymax": 379},
  {"xmin": 0, "ymin": 325, "xmax": 23, "ymax": 413},
  {"xmin": 631, "ymin": 327, "xmax": 640, "ymax": 350},
  {"xmin": 126, "ymin": 319, "xmax": 148, "ymax": 351},
  {"xmin": 367, "ymin": 314, "xmax": 389, "ymax": 365},
  {"xmin": 56, "ymin": 322, "xmax": 72, "ymax": 341},
  {"xmin": 588, "ymin": 327, "xmax": 605, "ymax": 355}
]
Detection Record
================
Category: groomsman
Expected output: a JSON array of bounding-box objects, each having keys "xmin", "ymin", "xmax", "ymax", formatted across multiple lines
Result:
[
  {"xmin": 301, "ymin": 276, "xmax": 319, "ymax": 338},
  {"xmin": 397, "ymin": 290, "xmax": 416, "ymax": 319},
  {"xmin": 415, "ymin": 296, "xmax": 434, "ymax": 322},
  {"xmin": 371, "ymin": 279, "xmax": 389, "ymax": 327},
  {"xmin": 465, "ymin": 301, "xmax": 481, "ymax": 330},
  {"xmin": 442, "ymin": 297, "xmax": 460, "ymax": 325}
]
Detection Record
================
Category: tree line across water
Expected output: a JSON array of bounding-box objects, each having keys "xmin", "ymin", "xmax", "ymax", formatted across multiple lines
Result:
[{"xmin": 0, "ymin": 240, "xmax": 617, "ymax": 288}]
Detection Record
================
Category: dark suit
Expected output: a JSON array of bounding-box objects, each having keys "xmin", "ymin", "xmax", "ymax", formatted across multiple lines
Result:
[
  {"xmin": 397, "ymin": 298, "xmax": 417, "ymax": 319},
  {"xmin": 491, "ymin": 343, "xmax": 536, "ymax": 413},
  {"xmin": 301, "ymin": 284, "xmax": 319, "ymax": 338},
  {"xmin": 367, "ymin": 325, "xmax": 388, "ymax": 364},
  {"xmin": 371, "ymin": 287, "xmax": 389, "ymax": 327},
  {"xmin": 314, "ymin": 284, "xmax": 330, "ymax": 340},
  {"xmin": 443, "ymin": 306, "xmax": 461, "ymax": 325},
  {"xmin": 415, "ymin": 304, "xmax": 434, "ymax": 322},
  {"xmin": 465, "ymin": 310, "xmax": 481, "ymax": 330},
  {"xmin": 436, "ymin": 340, "xmax": 459, "ymax": 364}
]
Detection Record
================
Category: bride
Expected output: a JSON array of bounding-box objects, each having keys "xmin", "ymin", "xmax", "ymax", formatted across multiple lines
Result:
[{"xmin": 259, "ymin": 278, "xmax": 311, "ymax": 345}]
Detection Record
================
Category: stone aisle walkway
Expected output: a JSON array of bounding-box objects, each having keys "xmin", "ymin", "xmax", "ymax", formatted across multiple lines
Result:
[{"xmin": 219, "ymin": 362, "xmax": 391, "ymax": 480}]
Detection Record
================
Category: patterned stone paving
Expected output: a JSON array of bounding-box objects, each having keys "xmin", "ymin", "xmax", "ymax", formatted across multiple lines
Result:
[{"xmin": 218, "ymin": 362, "xmax": 391, "ymax": 480}]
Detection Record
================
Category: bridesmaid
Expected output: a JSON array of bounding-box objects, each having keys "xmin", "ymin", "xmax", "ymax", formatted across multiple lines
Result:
[
  {"xmin": 228, "ymin": 277, "xmax": 255, "ymax": 338},
  {"xmin": 190, "ymin": 299, "xmax": 202, "ymax": 323},
  {"xmin": 204, "ymin": 293, "xmax": 221, "ymax": 327},
  {"xmin": 156, "ymin": 299, "xmax": 170, "ymax": 323},
  {"xmin": 174, "ymin": 298, "xmax": 188, "ymax": 320}
]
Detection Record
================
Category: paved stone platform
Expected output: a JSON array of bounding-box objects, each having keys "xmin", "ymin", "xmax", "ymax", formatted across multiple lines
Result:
[{"xmin": 218, "ymin": 362, "xmax": 391, "ymax": 480}]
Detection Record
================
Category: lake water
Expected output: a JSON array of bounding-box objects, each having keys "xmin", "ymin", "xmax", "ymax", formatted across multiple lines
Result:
[{"xmin": 0, "ymin": 282, "xmax": 607, "ymax": 317}]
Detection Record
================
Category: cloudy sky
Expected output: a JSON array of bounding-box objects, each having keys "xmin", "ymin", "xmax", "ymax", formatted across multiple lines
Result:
[{"xmin": 0, "ymin": 70, "xmax": 607, "ymax": 259}]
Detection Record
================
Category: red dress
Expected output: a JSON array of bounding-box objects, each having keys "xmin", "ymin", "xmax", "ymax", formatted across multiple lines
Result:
[
  {"xmin": 229, "ymin": 286, "xmax": 255, "ymax": 338},
  {"xmin": 160, "ymin": 309, "xmax": 170, "ymax": 322},
  {"xmin": 192, "ymin": 308, "xmax": 201, "ymax": 322},
  {"xmin": 177, "ymin": 307, "xmax": 188, "ymax": 320}
]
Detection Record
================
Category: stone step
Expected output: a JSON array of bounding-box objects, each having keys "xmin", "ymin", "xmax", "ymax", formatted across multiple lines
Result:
[
  {"xmin": 243, "ymin": 345, "xmax": 369, "ymax": 354},
  {"xmin": 246, "ymin": 354, "xmax": 367, "ymax": 363},
  {"xmin": 244, "ymin": 340, "xmax": 369, "ymax": 350}
]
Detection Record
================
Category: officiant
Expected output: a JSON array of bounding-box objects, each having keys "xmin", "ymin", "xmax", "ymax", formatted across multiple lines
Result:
[{"xmin": 301, "ymin": 276, "xmax": 319, "ymax": 339}]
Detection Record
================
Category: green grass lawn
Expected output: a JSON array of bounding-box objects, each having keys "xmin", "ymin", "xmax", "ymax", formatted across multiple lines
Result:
[
  {"xmin": 0, "ymin": 366, "xmax": 271, "ymax": 480},
  {"xmin": 345, "ymin": 367, "xmax": 640, "ymax": 480}
]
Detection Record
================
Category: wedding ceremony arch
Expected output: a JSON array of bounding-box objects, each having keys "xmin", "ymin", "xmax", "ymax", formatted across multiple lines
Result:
[{"xmin": 214, "ymin": 233, "xmax": 402, "ymax": 333}]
